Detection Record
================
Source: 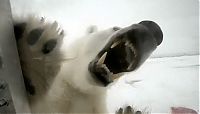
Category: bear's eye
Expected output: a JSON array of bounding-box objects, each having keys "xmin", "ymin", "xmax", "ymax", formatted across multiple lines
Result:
[{"xmin": 112, "ymin": 26, "xmax": 121, "ymax": 31}]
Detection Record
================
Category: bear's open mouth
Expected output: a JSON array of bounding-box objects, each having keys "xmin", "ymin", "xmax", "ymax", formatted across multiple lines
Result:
[
  {"xmin": 89, "ymin": 21, "xmax": 163, "ymax": 86},
  {"xmin": 89, "ymin": 31, "xmax": 138, "ymax": 86},
  {"xmin": 99, "ymin": 37, "xmax": 137, "ymax": 75}
]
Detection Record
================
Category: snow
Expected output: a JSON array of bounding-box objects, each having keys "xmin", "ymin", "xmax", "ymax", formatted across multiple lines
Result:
[
  {"xmin": 107, "ymin": 55, "xmax": 199, "ymax": 113},
  {"xmin": 9, "ymin": 0, "xmax": 199, "ymax": 113}
]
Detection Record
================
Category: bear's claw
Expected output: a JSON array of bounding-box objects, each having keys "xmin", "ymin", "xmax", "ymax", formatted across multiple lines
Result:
[{"xmin": 116, "ymin": 106, "xmax": 142, "ymax": 114}]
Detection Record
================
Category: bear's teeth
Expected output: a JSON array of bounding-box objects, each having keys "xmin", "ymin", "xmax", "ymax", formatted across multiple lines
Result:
[
  {"xmin": 125, "ymin": 41, "xmax": 136, "ymax": 53},
  {"xmin": 130, "ymin": 44, "xmax": 136, "ymax": 53},
  {"xmin": 97, "ymin": 52, "xmax": 107, "ymax": 65},
  {"xmin": 112, "ymin": 73, "xmax": 121, "ymax": 80},
  {"xmin": 127, "ymin": 63, "xmax": 133, "ymax": 70},
  {"xmin": 102, "ymin": 64, "xmax": 110, "ymax": 73},
  {"xmin": 125, "ymin": 40, "xmax": 131, "ymax": 47},
  {"xmin": 111, "ymin": 40, "xmax": 121, "ymax": 48}
]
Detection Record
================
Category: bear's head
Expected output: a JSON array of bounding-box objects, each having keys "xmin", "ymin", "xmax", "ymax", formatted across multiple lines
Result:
[{"xmin": 65, "ymin": 21, "xmax": 163, "ymax": 93}]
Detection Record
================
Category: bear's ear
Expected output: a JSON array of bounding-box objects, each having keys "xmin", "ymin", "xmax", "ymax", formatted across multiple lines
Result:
[{"xmin": 86, "ymin": 25, "xmax": 98, "ymax": 34}]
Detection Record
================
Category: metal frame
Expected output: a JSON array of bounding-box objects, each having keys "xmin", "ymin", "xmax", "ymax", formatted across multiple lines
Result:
[{"xmin": 0, "ymin": 0, "xmax": 30, "ymax": 113}]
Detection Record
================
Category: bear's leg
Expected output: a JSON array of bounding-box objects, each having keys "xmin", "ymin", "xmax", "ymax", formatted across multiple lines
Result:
[{"xmin": 13, "ymin": 16, "xmax": 64, "ymax": 96}]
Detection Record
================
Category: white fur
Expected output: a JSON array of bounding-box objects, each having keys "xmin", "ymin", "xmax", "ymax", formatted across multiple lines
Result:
[{"xmin": 17, "ymin": 17, "xmax": 120, "ymax": 113}]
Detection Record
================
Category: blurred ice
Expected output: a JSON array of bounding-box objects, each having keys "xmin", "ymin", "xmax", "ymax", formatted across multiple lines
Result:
[{"xmin": 107, "ymin": 55, "xmax": 199, "ymax": 112}]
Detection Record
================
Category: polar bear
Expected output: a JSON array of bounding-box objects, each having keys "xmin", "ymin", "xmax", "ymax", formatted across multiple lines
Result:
[{"xmin": 14, "ymin": 17, "xmax": 163, "ymax": 113}]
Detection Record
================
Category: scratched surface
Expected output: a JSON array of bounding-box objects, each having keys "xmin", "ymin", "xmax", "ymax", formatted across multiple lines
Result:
[
  {"xmin": 0, "ymin": 80, "xmax": 15, "ymax": 113},
  {"xmin": 0, "ymin": 0, "xmax": 30, "ymax": 113}
]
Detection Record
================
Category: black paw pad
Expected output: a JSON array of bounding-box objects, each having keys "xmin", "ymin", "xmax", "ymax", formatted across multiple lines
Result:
[
  {"xmin": 14, "ymin": 23, "xmax": 27, "ymax": 41},
  {"xmin": 27, "ymin": 28, "xmax": 44, "ymax": 45},
  {"xmin": 42, "ymin": 39, "xmax": 57, "ymax": 54},
  {"xmin": 23, "ymin": 76, "xmax": 36, "ymax": 95}
]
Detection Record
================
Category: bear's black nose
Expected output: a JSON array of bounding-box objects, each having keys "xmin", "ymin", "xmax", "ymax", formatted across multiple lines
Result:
[{"xmin": 139, "ymin": 20, "xmax": 163, "ymax": 46}]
